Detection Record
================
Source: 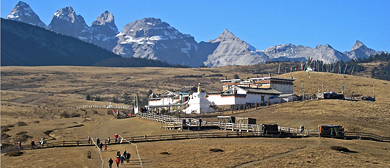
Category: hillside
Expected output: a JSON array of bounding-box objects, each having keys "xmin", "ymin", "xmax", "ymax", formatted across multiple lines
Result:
[
  {"xmin": 1, "ymin": 18, "xmax": 175, "ymax": 67},
  {"xmin": 1, "ymin": 18, "xmax": 120, "ymax": 66},
  {"xmin": 1, "ymin": 66, "xmax": 390, "ymax": 167}
]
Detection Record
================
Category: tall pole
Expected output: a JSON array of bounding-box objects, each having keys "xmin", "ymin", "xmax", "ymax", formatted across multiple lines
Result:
[
  {"xmin": 302, "ymin": 81, "xmax": 305, "ymax": 99},
  {"xmin": 322, "ymin": 81, "xmax": 324, "ymax": 99},
  {"xmin": 373, "ymin": 82, "xmax": 375, "ymax": 99}
]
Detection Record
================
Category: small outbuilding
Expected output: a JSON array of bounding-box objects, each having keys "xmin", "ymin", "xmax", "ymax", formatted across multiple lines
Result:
[
  {"xmin": 235, "ymin": 117, "xmax": 256, "ymax": 125},
  {"xmin": 319, "ymin": 125, "xmax": 344, "ymax": 137},
  {"xmin": 262, "ymin": 124, "xmax": 279, "ymax": 134}
]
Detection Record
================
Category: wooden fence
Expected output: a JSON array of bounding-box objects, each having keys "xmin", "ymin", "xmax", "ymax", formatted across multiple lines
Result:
[
  {"xmin": 3, "ymin": 130, "xmax": 389, "ymax": 154},
  {"xmin": 68, "ymin": 105, "xmax": 132, "ymax": 110}
]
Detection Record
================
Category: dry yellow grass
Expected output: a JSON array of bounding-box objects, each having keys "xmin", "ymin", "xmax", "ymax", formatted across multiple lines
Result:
[{"xmin": 1, "ymin": 66, "xmax": 390, "ymax": 167}]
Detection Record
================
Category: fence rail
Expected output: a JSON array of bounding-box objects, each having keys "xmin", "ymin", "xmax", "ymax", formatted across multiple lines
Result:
[
  {"xmin": 3, "ymin": 130, "xmax": 389, "ymax": 154},
  {"xmin": 68, "ymin": 105, "xmax": 132, "ymax": 110}
]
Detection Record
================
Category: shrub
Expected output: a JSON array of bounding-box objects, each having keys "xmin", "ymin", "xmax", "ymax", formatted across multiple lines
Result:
[
  {"xmin": 16, "ymin": 131, "xmax": 27, "ymax": 135},
  {"xmin": 70, "ymin": 113, "xmax": 80, "ymax": 118},
  {"xmin": 15, "ymin": 134, "xmax": 32, "ymax": 142},
  {"xmin": 92, "ymin": 110, "xmax": 98, "ymax": 114},
  {"xmin": 60, "ymin": 112, "xmax": 70, "ymax": 118},
  {"xmin": 330, "ymin": 146, "xmax": 356, "ymax": 153},
  {"xmin": 2, "ymin": 133, "xmax": 10, "ymax": 140},
  {"xmin": 160, "ymin": 152, "xmax": 170, "ymax": 155},
  {"xmin": 107, "ymin": 110, "xmax": 113, "ymax": 115},
  {"xmin": 6, "ymin": 151, "xmax": 23, "ymax": 157},
  {"xmin": 2, "ymin": 127, "xmax": 10, "ymax": 133},
  {"xmin": 16, "ymin": 122, "xmax": 27, "ymax": 126},
  {"xmin": 210, "ymin": 148, "xmax": 224, "ymax": 152}
]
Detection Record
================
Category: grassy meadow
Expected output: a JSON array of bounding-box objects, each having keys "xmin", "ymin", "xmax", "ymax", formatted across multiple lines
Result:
[{"xmin": 1, "ymin": 66, "xmax": 389, "ymax": 167}]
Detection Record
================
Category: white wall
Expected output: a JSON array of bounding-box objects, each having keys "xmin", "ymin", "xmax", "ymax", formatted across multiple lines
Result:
[{"xmin": 148, "ymin": 97, "xmax": 179, "ymax": 107}]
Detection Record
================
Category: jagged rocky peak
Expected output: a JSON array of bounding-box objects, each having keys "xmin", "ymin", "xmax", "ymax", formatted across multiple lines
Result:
[
  {"xmin": 121, "ymin": 17, "xmax": 189, "ymax": 39},
  {"xmin": 5, "ymin": 1, "xmax": 47, "ymax": 28},
  {"xmin": 264, "ymin": 43, "xmax": 296, "ymax": 52},
  {"xmin": 51, "ymin": 6, "xmax": 84, "ymax": 24},
  {"xmin": 92, "ymin": 11, "xmax": 115, "ymax": 26},
  {"xmin": 214, "ymin": 29, "xmax": 238, "ymax": 41},
  {"xmin": 91, "ymin": 10, "xmax": 118, "ymax": 34},
  {"xmin": 90, "ymin": 11, "xmax": 119, "ymax": 50},
  {"xmin": 49, "ymin": 6, "xmax": 90, "ymax": 42},
  {"xmin": 351, "ymin": 40, "xmax": 366, "ymax": 50},
  {"xmin": 316, "ymin": 44, "xmax": 334, "ymax": 49}
]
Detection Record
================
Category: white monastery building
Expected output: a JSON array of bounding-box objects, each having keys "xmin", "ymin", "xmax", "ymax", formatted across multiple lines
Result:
[{"xmin": 147, "ymin": 77, "xmax": 295, "ymax": 114}]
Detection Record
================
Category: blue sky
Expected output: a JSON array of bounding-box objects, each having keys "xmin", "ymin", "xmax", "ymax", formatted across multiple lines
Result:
[{"xmin": 2, "ymin": 0, "xmax": 389, "ymax": 52}]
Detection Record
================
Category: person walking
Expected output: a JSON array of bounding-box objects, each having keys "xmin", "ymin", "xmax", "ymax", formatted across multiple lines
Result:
[
  {"xmin": 116, "ymin": 150, "xmax": 120, "ymax": 157},
  {"xmin": 31, "ymin": 140, "xmax": 35, "ymax": 149},
  {"xmin": 108, "ymin": 158, "xmax": 113, "ymax": 168},
  {"xmin": 114, "ymin": 134, "xmax": 119, "ymax": 143},
  {"xmin": 98, "ymin": 143, "xmax": 103, "ymax": 152},
  {"xmin": 123, "ymin": 150, "xmax": 127, "ymax": 159},
  {"xmin": 115, "ymin": 156, "xmax": 120, "ymax": 168},
  {"xmin": 104, "ymin": 144, "xmax": 108, "ymax": 151},
  {"xmin": 199, "ymin": 118, "xmax": 202, "ymax": 127},
  {"xmin": 107, "ymin": 137, "xmax": 111, "ymax": 144},
  {"xmin": 120, "ymin": 154, "xmax": 124, "ymax": 165},
  {"xmin": 300, "ymin": 125, "xmax": 305, "ymax": 134},
  {"xmin": 126, "ymin": 152, "xmax": 131, "ymax": 163},
  {"xmin": 17, "ymin": 141, "xmax": 21, "ymax": 150},
  {"xmin": 40, "ymin": 138, "xmax": 45, "ymax": 147},
  {"xmin": 96, "ymin": 137, "xmax": 100, "ymax": 146},
  {"xmin": 87, "ymin": 136, "xmax": 91, "ymax": 145}
]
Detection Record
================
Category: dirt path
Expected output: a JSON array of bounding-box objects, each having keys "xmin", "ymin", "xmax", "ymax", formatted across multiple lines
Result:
[
  {"xmin": 86, "ymin": 117, "xmax": 162, "ymax": 168},
  {"xmin": 11, "ymin": 93, "xmax": 48, "ymax": 104}
]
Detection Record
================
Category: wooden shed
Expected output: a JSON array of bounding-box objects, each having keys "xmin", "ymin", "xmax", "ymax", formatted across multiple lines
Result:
[
  {"xmin": 235, "ymin": 117, "xmax": 256, "ymax": 125},
  {"xmin": 319, "ymin": 125, "xmax": 344, "ymax": 137},
  {"xmin": 262, "ymin": 124, "xmax": 279, "ymax": 134}
]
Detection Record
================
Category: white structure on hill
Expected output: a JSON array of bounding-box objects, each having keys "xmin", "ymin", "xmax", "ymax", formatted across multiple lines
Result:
[
  {"xmin": 146, "ymin": 76, "xmax": 295, "ymax": 114},
  {"xmin": 185, "ymin": 84, "xmax": 214, "ymax": 114}
]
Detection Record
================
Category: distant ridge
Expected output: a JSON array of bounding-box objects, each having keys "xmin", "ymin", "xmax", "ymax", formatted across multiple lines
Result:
[
  {"xmin": 4, "ymin": 1, "xmax": 389, "ymax": 67},
  {"xmin": 1, "ymin": 18, "xmax": 175, "ymax": 67}
]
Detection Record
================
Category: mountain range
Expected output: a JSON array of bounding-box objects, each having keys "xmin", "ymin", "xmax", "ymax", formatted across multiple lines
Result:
[{"xmin": 4, "ymin": 1, "xmax": 388, "ymax": 67}]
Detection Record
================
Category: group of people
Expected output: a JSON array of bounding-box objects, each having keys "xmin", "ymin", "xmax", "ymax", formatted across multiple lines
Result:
[
  {"xmin": 108, "ymin": 150, "xmax": 131, "ymax": 168},
  {"xmin": 87, "ymin": 133, "xmax": 123, "ymax": 151},
  {"xmin": 86, "ymin": 134, "xmax": 130, "ymax": 168},
  {"xmin": 28, "ymin": 138, "xmax": 46, "ymax": 149}
]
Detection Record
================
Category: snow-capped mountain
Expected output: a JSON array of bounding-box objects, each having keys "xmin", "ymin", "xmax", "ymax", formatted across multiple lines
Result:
[
  {"xmin": 344, "ymin": 40, "xmax": 386, "ymax": 60},
  {"xmin": 91, "ymin": 11, "xmax": 119, "ymax": 50},
  {"xmin": 203, "ymin": 29, "xmax": 269, "ymax": 67},
  {"xmin": 4, "ymin": 1, "xmax": 388, "ymax": 67},
  {"xmin": 113, "ymin": 18, "xmax": 208, "ymax": 66},
  {"xmin": 5, "ymin": 1, "xmax": 47, "ymax": 28},
  {"xmin": 48, "ymin": 6, "xmax": 91, "ymax": 42}
]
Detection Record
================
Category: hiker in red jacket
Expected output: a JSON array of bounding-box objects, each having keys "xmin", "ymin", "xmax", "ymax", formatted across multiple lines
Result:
[
  {"xmin": 115, "ymin": 156, "xmax": 120, "ymax": 168},
  {"xmin": 114, "ymin": 134, "xmax": 119, "ymax": 143}
]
